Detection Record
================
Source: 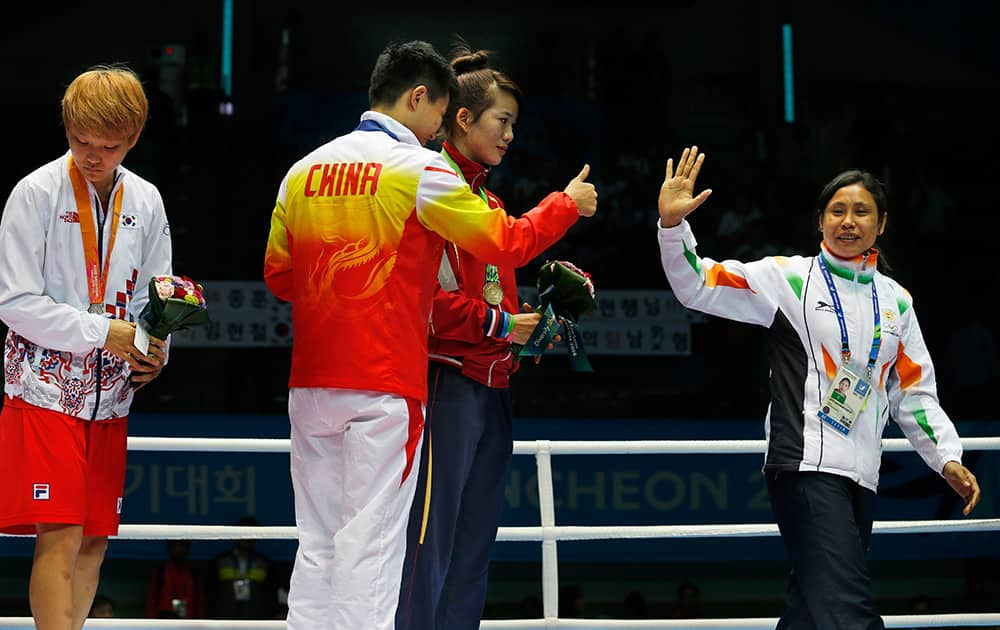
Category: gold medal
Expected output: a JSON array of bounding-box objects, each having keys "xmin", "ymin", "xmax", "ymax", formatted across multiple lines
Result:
[
  {"xmin": 483, "ymin": 263, "xmax": 503, "ymax": 305},
  {"xmin": 483, "ymin": 281, "xmax": 504, "ymax": 305}
]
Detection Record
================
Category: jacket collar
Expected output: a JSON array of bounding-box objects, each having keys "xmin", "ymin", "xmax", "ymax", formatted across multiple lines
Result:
[
  {"xmin": 819, "ymin": 242, "xmax": 878, "ymax": 284},
  {"xmin": 359, "ymin": 110, "xmax": 420, "ymax": 146},
  {"xmin": 441, "ymin": 141, "xmax": 490, "ymax": 193}
]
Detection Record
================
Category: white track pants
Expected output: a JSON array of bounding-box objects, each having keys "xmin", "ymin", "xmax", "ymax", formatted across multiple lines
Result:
[{"xmin": 286, "ymin": 387, "xmax": 424, "ymax": 630}]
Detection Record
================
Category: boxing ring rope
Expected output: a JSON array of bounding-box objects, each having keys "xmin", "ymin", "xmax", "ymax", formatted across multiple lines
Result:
[
  {"xmin": 121, "ymin": 435, "xmax": 1000, "ymax": 455},
  {"xmin": 0, "ymin": 614, "xmax": 998, "ymax": 629},
  {"xmin": 2, "ymin": 436, "xmax": 999, "ymax": 629}
]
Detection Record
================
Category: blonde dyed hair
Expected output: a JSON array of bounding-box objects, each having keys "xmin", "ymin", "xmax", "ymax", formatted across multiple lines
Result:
[{"xmin": 62, "ymin": 64, "xmax": 148, "ymax": 140}]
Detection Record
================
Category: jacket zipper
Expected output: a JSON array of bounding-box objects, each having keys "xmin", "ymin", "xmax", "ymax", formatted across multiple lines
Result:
[{"xmin": 90, "ymin": 190, "xmax": 105, "ymax": 420}]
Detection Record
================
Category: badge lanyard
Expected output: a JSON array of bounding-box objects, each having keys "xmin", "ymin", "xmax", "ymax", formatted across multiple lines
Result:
[
  {"xmin": 439, "ymin": 149, "xmax": 503, "ymax": 305},
  {"xmin": 817, "ymin": 254, "xmax": 881, "ymax": 378},
  {"xmin": 68, "ymin": 156, "xmax": 123, "ymax": 313}
]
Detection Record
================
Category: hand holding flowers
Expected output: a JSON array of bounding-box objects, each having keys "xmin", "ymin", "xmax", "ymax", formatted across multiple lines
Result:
[{"xmin": 129, "ymin": 275, "xmax": 210, "ymax": 388}]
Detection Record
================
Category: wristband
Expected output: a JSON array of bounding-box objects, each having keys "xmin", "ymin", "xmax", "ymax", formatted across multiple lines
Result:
[{"xmin": 503, "ymin": 313, "xmax": 516, "ymax": 341}]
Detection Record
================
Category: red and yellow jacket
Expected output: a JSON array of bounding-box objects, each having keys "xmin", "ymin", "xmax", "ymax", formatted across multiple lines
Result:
[
  {"xmin": 428, "ymin": 142, "xmax": 579, "ymax": 388},
  {"xmin": 264, "ymin": 112, "xmax": 578, "ymax": 402}
]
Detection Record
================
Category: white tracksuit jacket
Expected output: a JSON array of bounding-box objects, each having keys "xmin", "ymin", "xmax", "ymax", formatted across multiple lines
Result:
[
  {"xmin": 0, "ymin": 152, "xmax": 172, "ymax": 420},
  {"xmin": 658, "ymin": 219, "xmax": 962, "ymax": 491}
]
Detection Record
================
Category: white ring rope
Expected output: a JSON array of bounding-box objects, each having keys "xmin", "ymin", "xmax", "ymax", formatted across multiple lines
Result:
[
  {"xmin": 124, "ymin": 436, "xmax": 1000, "ymax": 454},
  {"xmin": 1, "ymin": 436, "xmax": 995, "ymax": 629},
  {"xmin": 126, "ymin": 437, "xmax": 291, "ymax": 452},
  {"xmin": 4, "ymin": 519, "xmax": 999, "ymax": 542},
  {"xmin": 2, "ymin": 613, "xmax": 1000, "ymax": 628}
]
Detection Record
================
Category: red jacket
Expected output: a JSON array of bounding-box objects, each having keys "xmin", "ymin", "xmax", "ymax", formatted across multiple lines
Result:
[
  {"xmin": 428, "ymin": 142, "xmax": 578, "ymax": 387},
  {"xmin": 145, "ymin": 560, "xmax": 206, "ymax": 618}
]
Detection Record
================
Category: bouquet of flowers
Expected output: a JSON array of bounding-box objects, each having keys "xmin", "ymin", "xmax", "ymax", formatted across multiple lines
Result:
[
  {"xmin": 536, "ymin": 260, "xmax": 596, "ymax": 321},
  {"xmin": 515, "ymin": 260, "xmax": 597, "ymax": 371},
  {"xmin": 138, "ymin": 275, "xmax": 210, "ymax": 340}
]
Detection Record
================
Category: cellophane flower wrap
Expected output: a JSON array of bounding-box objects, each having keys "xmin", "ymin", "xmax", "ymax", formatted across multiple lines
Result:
[
  {"xmin": 536, "ymin": 260, "xmax": 596, "ymax": 321},
  {"xmin": 515, "ymin": 260, "xmax": 597, "ymax": 371},
  {"xmin": 138, "ymin": 275, "xmax": 210, "ymax": 340}
]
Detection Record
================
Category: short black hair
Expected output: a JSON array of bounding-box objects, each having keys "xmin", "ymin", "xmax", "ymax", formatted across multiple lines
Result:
[{"xmin": 368, "ymin": 40, "xmax": 457, "ymax": 108}]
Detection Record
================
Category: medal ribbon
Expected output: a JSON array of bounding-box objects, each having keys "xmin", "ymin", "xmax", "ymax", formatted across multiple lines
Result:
[
  {"xmin": 817, "ymin": 253, "xmax": 881, "ymax": 378},
  {"xmin": 441, "ymin": 149, "xmax": 501, "ymax": 302},
  {"xmin": 68, "ymin": 156, "xmax": 123, "ymax": 309},
  {"xmin": 562, "ymin": 318, "xmax": 593, "ymax": 371},
  {"xmin": 485, "ymin": 264, "xmax": 500, "ymax": 287}
]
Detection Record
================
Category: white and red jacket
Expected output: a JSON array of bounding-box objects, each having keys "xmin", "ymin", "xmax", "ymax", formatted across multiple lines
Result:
[
  {"xmin": 0, "ymin": 152, "xmax": 173, "ymax": 420},
  {"xmin": 428, "ymin": 142, "xmax": 579, "ymax": 388},
  {"xmin": 658, "ymin": 219, "xmax": 963, "ymax": 491}
]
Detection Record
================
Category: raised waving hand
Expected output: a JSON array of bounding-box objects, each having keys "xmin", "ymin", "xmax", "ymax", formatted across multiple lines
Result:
[{"xmin": 658, "ymin": 145, "xmax": 713, "ymax": 228}]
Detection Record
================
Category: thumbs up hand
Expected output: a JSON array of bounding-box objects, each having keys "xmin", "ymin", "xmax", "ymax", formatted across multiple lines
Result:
[{"xmin": 563, "ymin": 164, "xmax": 598, "ymax": 217}]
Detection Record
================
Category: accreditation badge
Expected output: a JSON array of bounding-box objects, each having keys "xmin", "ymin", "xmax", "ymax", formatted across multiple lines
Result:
[
  {"xmin": 233, "ymin": 577, "xmax": 251, "ymax": 601},
  {"xmin": 817, "ymin": 365, "xmax": 871, "ymax": 435}
]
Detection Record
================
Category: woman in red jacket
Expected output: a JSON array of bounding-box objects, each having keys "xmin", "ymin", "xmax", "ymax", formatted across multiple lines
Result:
[{"xmin": 395, "ymin": 42, "xmax": 596, "ymax": 630}]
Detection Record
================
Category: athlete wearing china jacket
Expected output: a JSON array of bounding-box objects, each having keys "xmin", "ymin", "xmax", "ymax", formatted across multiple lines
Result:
[
  {"xmin": 656, "ymin": 146, "xmax": 978, "ymax": 630},
  {"xmin": 0, "ymin": 151, "xmax": 172, "ymax": 420},
  {"xmin": 266, "ymin": 111, "xmax": 582, "ymax": 630},
  {"xmin": 264, "ymin": 111, "xmax": 579, "ymax": 402},
  {"xmin": 264, "ymin": 40, "xmax": 596, "ymax": 630}
]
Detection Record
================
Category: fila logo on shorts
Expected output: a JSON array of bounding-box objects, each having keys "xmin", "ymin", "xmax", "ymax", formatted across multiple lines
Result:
[
  {"xmin": 117, "ymin": 497, "xmax": 123, "ymax": 515},
  {"xmin": 33, "ymin": 484, "xmax": 50, "ymax": 500}
]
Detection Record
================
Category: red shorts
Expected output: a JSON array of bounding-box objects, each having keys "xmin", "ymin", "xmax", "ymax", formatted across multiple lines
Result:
[{"xmin": 0, "ymin": 396, "xmax": 128, "ymax": 536}]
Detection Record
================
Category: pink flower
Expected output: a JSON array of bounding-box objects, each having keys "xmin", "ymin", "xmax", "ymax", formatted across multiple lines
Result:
[
  {"xmin": 151, "ymin": 275, "xmax": 207, "ymax": 308},
  {"xmin": 155, "ymin": 280, "xmax": 174, "ymax": 300}
]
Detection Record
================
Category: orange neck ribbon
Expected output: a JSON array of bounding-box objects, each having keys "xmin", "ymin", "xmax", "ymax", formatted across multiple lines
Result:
[{"xmin": 68, "ymin": 156, "xmax": 123, "ymax": 311}]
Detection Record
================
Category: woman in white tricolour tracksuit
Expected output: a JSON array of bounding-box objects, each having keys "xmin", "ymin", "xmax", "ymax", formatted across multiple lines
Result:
[{"xmin": 655, "ymin": 146, "xmax": 980, "ymax": 630}]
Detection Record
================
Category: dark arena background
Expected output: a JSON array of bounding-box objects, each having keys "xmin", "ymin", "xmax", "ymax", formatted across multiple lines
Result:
[{"xmin": 1, "ymin": 1, "xmax": 998, "ymax": 626}]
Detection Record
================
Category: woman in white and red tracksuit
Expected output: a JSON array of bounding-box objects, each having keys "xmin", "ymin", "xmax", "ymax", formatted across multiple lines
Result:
[
  {"xmin": 395, "ymin": 46, "xmax": 595, "ymax": 630},
  {"xmin": 656, "ymin": 146, "xmax": 980, "ymax": 630},
  {"xmin": 0, "ymin": 66, "xmax": 171, "ymax": 630}
]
